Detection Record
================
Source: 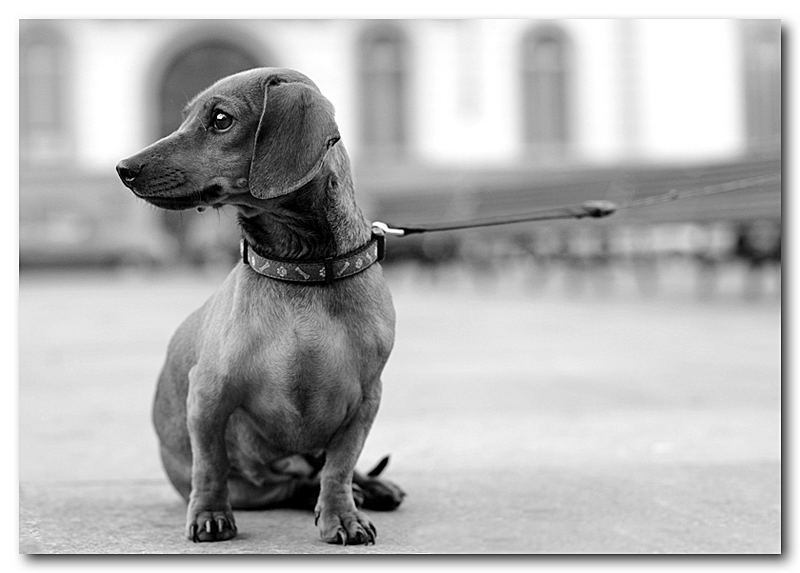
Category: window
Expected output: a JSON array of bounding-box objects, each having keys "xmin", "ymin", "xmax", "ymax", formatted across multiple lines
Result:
[
  {"xmin": 158, "ymin": 39, "xmax": 262, "ymax": 137},
  {"xmin": 742, "ymin": 21, "xmax": 780, "ymax": 154},
  {"xmin": 155, "ymin": 37, "xmax": 264, "ymax": 254},
  {"xmin": 521, "ymin": 25, "xmax": 571, "ymax": 157},
  {"xmin": 358, "ymin": 23, "xmax": 408, "ymax": 158},
  {"xmin": 19, "ymin": 22, "xmax": 70, "ymax": 165}
]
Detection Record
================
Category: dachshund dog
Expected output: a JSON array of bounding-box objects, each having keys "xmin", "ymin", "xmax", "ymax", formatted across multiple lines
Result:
[{"xmin": 116, "ymin": 68, "xmax": 404, "ymax": 546}]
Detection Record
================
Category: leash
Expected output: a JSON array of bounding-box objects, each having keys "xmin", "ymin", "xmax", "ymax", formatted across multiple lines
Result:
[
  {"xmin": 241, "ymin": 173, "xmax": 778, "ymax": 283},
  {"xmin": 371, "ymin": 173, "xmax": 781, "ymax": 237}
]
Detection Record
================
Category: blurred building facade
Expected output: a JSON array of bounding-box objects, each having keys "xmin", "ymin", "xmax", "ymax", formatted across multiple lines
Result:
[{"xmin": 19, "ymin": 19, "xmax": 780, "ymax": 268}]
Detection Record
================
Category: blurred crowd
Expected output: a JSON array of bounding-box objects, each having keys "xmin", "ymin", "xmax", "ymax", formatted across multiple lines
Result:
[
  {"xmin": 385, "ymin": 219, "xmax": 782, "ymax": 300},
  {"xmin": 172, "ymin": 217, "xmax": 780, "ymax": 301}
]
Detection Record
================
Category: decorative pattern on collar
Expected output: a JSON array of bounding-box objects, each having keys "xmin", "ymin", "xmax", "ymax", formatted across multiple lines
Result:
[{"xmin": 240, "ymin": 231, "xmax": 385, "ymax": 284}]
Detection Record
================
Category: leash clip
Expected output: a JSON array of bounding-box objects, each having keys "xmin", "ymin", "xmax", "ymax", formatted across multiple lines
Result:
[
  {"xmin": 372, "ymin": 230, "xmax": 386, "ymax": 262},
  {"xmin": 240, "ymin": 238, "xmax": 250, "ymax": 265},
  {"xmin": 372, "ymin": 221, "xmax": 406, "ymax": 237}
]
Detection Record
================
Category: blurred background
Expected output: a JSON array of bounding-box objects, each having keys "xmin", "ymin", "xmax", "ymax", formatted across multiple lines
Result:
[
  {"xmin": 19, "ymin": 19, "xmax": 781, "ymax": 553},
  {"xmin": 19, "ymin": 18, "xmax": 780, "ymax": 299}
]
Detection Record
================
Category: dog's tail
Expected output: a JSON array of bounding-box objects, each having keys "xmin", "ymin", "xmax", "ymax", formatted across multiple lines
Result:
[{"xmin": 367, "ymin": 455, "xmax": 390, "ymax": 478}]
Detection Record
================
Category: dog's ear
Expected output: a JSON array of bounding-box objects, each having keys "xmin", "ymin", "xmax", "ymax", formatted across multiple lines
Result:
[{"xmin": 249, "ymin": 81, "xmax": 340, "ymax": 199}]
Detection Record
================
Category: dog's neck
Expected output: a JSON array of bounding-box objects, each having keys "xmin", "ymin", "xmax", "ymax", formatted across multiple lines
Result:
[{"xmin": 237, "ymin": 146, "xmax": 371, "ymax": 260}]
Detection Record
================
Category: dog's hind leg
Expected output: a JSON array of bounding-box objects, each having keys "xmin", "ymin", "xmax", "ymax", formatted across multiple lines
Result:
[
  {"xmin": 227, "ymin": 461, "xmax": 405, "ymax": 512},
  {"xmin": 353, "ymin": 456, "xmax": 406, "ymax": 511},
  {"xmin": 228, "ymin": 477, "xmax": 315, "ymax": 510}
]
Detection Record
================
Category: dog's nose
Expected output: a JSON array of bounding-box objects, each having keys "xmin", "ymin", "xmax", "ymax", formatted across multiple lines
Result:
[{"xmin": 116, "ymin": 159, "xmax": 142, "ymax": 186}]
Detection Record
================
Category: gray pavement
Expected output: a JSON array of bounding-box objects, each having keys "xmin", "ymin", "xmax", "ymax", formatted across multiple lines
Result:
[{"xmin": 18, "ymin": 266, "xmax": 781, "ymax": 554}]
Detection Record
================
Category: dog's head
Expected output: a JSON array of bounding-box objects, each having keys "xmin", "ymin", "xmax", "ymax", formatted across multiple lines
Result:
[{"xmin": 116, "ymin": 67, "xmax": 341, "ymax": 210}]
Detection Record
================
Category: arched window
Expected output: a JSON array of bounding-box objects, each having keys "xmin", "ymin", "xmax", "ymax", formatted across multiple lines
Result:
[
  {"xmin": 742, "ymin": 21, "xmax": 780, "ymax": 155},
  {"xmin": 19, "ymin": 22, "xmax": 70, "ymax": 165},
  {"xmin": 521, "ymin": 25, "xmax": 571, "ymax": 157},
  {"xmin": 157, "ymin": 39, "xmax": 263, "ymax": 138},
  {"xmin": 154, "ymin": 37, "xmax": 265, "ymax": 256},
  {"xmin": 358, "ymin": 23, "xmax": 409, "ymax": 158}
]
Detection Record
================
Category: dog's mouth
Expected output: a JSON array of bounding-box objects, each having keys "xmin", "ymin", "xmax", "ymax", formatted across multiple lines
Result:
[
  {"xmin": 140, "ymin": 195, "xmax": 204, "ymax": 210},
  {"xmin": 199, "ymin": 185, "xmax": 226, "ymax": 206},
  {"xmin": 139, "ymin": 184, "xmax": 233, "ymax": 211}
]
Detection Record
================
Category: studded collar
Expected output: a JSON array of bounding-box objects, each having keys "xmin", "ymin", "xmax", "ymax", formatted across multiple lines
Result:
[{"xmin": 240, "ymin": 229, "xmax": 385, "ymax": 284}]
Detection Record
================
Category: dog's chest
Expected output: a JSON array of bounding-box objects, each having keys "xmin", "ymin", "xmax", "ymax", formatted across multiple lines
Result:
[{"xmin": 228, "ymin": 290, "xmax": 393, "ymax": 454}]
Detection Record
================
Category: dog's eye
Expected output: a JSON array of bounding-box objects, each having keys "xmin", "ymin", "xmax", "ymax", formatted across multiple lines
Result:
[{"xmin": 211, "ymin": 111, "xmax": 234, "ymax": 132}]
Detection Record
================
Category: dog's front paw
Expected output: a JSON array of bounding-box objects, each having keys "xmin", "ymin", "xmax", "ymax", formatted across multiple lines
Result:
[
  {"xmin": 315, "ymin": 507, "xmax": 377, "ymax": 545},
  {"xmin": 186, "ymin": 506, "xmax": 237, "ymax": 543}
]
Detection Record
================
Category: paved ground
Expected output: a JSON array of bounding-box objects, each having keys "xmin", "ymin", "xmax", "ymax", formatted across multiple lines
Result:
[{"xmin": 18, "ymin": 264, "xmax": 781, "ymax": 554}]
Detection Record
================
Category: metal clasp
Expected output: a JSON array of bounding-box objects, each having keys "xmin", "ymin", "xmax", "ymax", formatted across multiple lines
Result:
[
  {"xmin": 372, "ymin": 221, "xmax": 406, "ymax": 237},
  {"xmin": 240, "ymin": 238, "xmax": 250, "ymax": 265}
]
